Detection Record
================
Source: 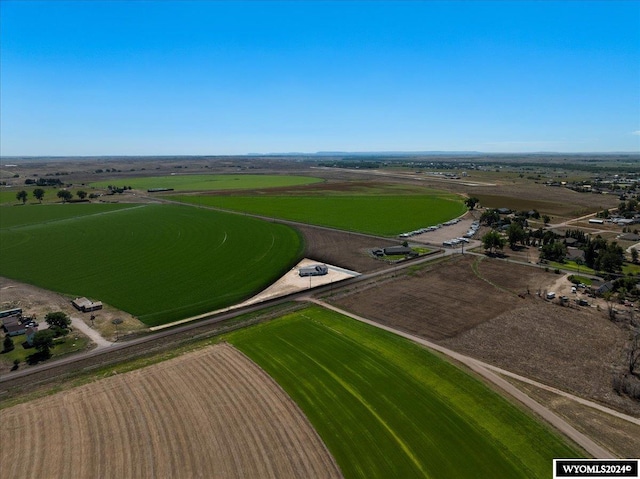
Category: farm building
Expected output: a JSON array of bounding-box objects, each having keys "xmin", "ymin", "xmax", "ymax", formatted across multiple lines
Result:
[
  {"xmin": 72, "ymin": 297, "xmax": 103, "ymax": 312},
  {"xmin": 384, "ymin": 246, "xmax": 412, "ymax": 255},
  {"xmin": 2, "ymin": 315, "xmax": 21, "ymax": 329},
  {"xmin": 565, "ymin": 247, "xmax": 585, "ymax": 262},
  {"xmin": 383, "ymin": 246, "xmax": 413, "ymax": 256},
  {"xmin": 299, "ymin": 264, "xmax": 329, "ymax": 277},
  {"xmin": 25, "ymin": 327, "xmax": 38, "ymax": 346},
  {"xmin": 5, "ymin": 322, "xmax": 27, "ymax": 337},
  {"xmin": 0, "ymin": 308, "xmax": 22, "ymax": 319},
  {"xmin": 618, "ymin": 233, "xmax": 640, "ymax": 242}
]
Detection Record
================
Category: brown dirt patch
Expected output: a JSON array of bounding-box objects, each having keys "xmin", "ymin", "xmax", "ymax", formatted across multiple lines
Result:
[
  {"xmin": 331, "ymin": 255, "xmax": 517, "ymax": 340},
  {"xmin": 0, "ymin": 343, "xmax": 343, "ymax": 479},
  {"xmin": 296, "ymin": 224, "xmax": 398, "ymax": 274}
]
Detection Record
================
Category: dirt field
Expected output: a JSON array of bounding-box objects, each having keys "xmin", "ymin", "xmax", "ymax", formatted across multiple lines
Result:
[
  {"xmin": 296, "ymin": 223, "xmax": 398, "ymax": 273},
  {"xmin": 0, "ymin": 343, "xmax": 343, "ymax": 479},
  {"xmin": 328, "ymin": 255, "xmax": 639, "ymax": 417}
]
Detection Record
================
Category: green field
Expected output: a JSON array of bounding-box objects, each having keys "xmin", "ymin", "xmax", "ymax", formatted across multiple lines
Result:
[
  {"xmin": 227, "ymin": 306, "xmax": 581, "ymax": 479},
  {"xmin": 90, "ymin": 174, "xmax": 323, "ymax": 191},
  {"xmin": 0, "ymin": 204, "xmax": 303, "ymax": 326},
  {"xmin": 173, "ymin": 194, "xmax": 466, "ymax": 236}
]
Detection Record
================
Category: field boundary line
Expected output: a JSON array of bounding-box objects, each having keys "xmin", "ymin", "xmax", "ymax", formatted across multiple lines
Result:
[
  {"xmin": 471, "ymin": 256, "xmax": 519, "ymax": 297},
  {"xmin": 307, "ymin": 298, "xmax": 615, "ymax": 458},
  {"xmin": 0, "ymin": 204, "xmax": 147, "ymax": 231}
]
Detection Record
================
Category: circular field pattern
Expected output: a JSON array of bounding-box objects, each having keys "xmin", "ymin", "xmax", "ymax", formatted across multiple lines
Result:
[
  {"xmin": 0, "ymin": 344, "xmax": 343, "ymax": 479},
  {"xmin": 0, "ymin": 203, "xmax": 303, "ymax": 325}
]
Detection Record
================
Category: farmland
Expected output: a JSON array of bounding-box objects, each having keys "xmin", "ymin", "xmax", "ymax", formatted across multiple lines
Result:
[
  {"xmin": 0, "ymin": 203, "xmax": 302, "ymax": 326},
  {"xmin": 0, "ymin": 343, "xmax": 342, "ymax": 479},
  {"xmin": 226, "ymin": 305, "xmax": 580, "ymax": 479},
  {"xmin": 90, "ymin": 173, "xmax": 323, "ymax": 191},
  {"xmin": 173, "ymin": 192, "xmax": 466, "ymax": 236}
]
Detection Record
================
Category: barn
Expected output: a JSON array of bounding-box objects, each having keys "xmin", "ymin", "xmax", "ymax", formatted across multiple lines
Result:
[{"xmin": 383, "ymin": 246, "xmax": 413, "ymax": 256}]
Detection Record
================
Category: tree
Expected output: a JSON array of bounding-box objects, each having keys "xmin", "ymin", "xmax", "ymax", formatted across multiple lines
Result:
[
  {"xmin": 76, "ymin": 190, "xmax": 87, "ymax": 200},
  {"xmin": 3, "ymin": 334, "xmax": 15, "ymax": 352},
  {"xmin": 632, "ymin": 248, "xmax": 639, "ymax": 264},
  {"xmin": 32, "ymin": 330, "xmax": 55, "ymax": 359},
  {"xmin": 542, "ymin": 215, "xmax": 551, "ymax": 225},
  {"xmin": 540, "ymin": 241, "xmax": 567, "ymax": 262},
  {"xmin": 596, "ymin": 242, "xmax": 624, "ymax": 273},
  {"xmin": 480, "ymin": 209, "xmax": 500, "ymax": 227},
  {"xmin": 16, "ymin": 190, "xmax": 28, "ymax": 204},
  {"xmin": 45, "ymin": 311, "xmax": 71, "ymax": 330},
  {"xmin": 602, "ymin": 292, "xmax": 617, "ymax": 321},
  {"xmin": 57, "ymin": 190, "xmax": 73, "ymax": 203},
  {"xmin": 481, "ymin": 230, "xmax": 506, "ymax": 254},
  {"xmin": 33, "ymin": 188, "xmax": 45, "ymax": 203},
  {"xmin": 506, "ymin": 223, "xmax": 525, "ymax": 249},
  {"xmin": 628, "ymin": 332, "xmax": 640, "ymax": 376},
  {"xmin": 464, "ymin": 197, "xmax": 479, "ymax": 210}
]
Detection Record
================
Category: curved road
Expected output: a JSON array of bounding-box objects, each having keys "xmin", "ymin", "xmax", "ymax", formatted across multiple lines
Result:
[{"xmin": 307, "ymin": 298, "xmax": 616, "ymax": 458}]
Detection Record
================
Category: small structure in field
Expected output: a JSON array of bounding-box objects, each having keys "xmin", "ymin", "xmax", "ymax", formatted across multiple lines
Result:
[
  {"xmin": 383, "ymin": 246, "xmax": 413, "ymax": 256},
  {"xmin": 72, "ymin": 297, "xmax": 103, "ymax": 312},
  {"xmin": 299, "ymin": 264, "xmax": 329, "ymax": 277}
]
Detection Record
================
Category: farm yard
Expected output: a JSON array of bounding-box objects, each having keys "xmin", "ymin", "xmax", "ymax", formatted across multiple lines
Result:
[
  {"xmin": 226, "ymin": 306, "xmax": 580, "ymax": 479},
  {"xmin": 0, "ymin": 343, "xmax": 343, "ymax": 479},
  {"xmin": 0, "ymin": 203, "xmax": 303, "ymax": 326}
]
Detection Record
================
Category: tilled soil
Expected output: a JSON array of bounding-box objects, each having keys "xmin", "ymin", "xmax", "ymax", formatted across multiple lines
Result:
[
  {"xmin": 296, "ymin": 223, "xmax": 398, "ymax": 274},
  {"xmin": 0, "ymin": 343, "xmax": 343, "ymax": 479}
]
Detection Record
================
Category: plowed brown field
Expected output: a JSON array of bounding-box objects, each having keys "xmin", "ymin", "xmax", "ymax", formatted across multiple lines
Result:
[{"xmin": 0, "ymin": 344, "xmax": 342, "ymax": 479}]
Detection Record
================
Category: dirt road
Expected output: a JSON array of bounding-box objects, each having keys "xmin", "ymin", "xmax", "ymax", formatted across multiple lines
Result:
[{"xmin": 307, "ymin": 298, "xmax": 615, "ymax": 458}]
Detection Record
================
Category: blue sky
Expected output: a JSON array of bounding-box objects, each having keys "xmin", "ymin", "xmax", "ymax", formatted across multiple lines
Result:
[{"xmin": 1, "ymin": 1, "xmax": 638, "ymax": 156}]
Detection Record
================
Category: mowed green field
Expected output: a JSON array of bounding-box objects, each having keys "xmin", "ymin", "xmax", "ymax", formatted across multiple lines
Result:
[
  {"xmin": 227, "ymin": 306, "xmax": 581, "ymax": 479},
  {"xmin": 0, "ymin": 204, "xmax": 302, "ymax": 326},
  {"xmin": 174, "ymin": 194, "xmax": 466, "ymax": 236},
  {"xmin": 90, "ymin": 174, "xmax": 323, "ymax": 191}
]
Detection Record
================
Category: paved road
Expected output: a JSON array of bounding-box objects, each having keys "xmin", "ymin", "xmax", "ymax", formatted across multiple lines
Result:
[{"xmin": 307, "ymin": 298, "xmax": 616, "ymax": 458}]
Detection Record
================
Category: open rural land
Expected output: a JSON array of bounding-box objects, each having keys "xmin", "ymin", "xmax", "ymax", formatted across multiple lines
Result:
[{"xmin": 1, "ymin": 154, "xmax": 640, "ymax": 477}]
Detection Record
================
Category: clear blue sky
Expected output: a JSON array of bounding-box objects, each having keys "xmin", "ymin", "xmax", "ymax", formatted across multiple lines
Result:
[{"xmin": 1, "ymin": 1, "xmax": 639, "ymax": 156}]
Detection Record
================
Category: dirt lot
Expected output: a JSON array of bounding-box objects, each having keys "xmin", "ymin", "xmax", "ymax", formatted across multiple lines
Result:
[
  {"xmin": 0, "ymin": 343, "xmax": 343, "ymax": 479},
  {"xmin": 328, "ymin": 255, "xmax": 639, "ymax": 418},
  {"xmin": 0, "ymin": 277, "xmax": 147, "ymax": 347}
]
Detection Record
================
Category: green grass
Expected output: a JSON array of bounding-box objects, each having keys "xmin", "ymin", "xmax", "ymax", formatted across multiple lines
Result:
[
  {"xmin": 568, "ymin": 274, "xmax": 594, "ymax": 286},
  {"xmin": 173, "ymin": 194, "xmax": 466, "ymax": 236},
  {"xmin": 548, "ymin": 260, "xmax": 596, "ymax": 275},
  {"xmin": 226, "ymin": 306, "xmax": 581, "ymax": 479},
  {"xmin": 90, "ymin": 174, "xmax": 323, "ymax": 191},
  {"xmin": 622, "ymin": 262, "xmax": 640, "ymax": 275},
  {"xmin": 0, "ymin": 204, "xmax": 303, "ymax": 326},
  {"xmin": 1, "ymin": 333, "xmax": 90, "ymax": 366}
]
